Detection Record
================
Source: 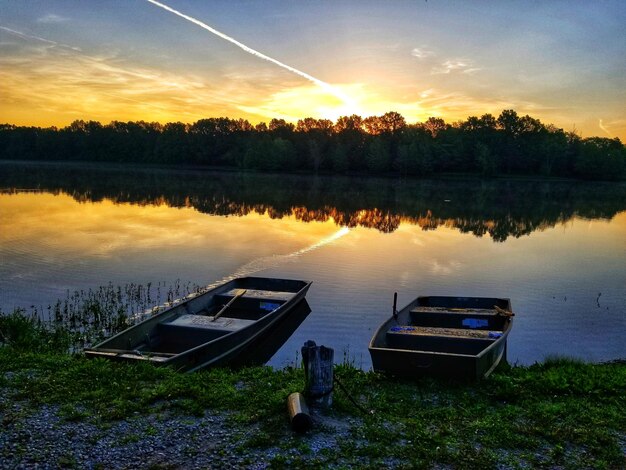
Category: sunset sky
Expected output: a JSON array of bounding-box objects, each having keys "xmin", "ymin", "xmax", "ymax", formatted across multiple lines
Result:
[{"xmin": 1, "ymin": 0, "xmax": 625, "ymax": 139}]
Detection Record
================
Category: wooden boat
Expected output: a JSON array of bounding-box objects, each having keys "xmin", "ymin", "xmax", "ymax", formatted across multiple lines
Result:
[
  {"xmin": 369, "ymin": 295, "xmax": 513, "ymax": 380},
  {"xmin": 84, "ymin": 277, "xmax": 311, "ymax": 372}
]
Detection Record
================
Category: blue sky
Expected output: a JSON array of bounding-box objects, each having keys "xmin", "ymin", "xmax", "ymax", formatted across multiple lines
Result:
[{"xmin": 1, "ymin": 0, "xmax": 624, "ymax": 139}]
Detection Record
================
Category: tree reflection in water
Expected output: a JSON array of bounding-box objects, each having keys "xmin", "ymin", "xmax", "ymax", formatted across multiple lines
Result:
[{"xmin": 1, "ymin": 162, "xmax": 625, "ymax": 242}]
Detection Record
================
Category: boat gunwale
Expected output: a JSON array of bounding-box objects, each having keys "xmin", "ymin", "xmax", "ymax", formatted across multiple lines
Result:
[{"xmin": 367, "ymin": 344, "xmax": 489, "ymax": 359}]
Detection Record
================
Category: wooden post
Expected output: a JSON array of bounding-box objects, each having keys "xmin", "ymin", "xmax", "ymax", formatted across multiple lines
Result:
[{"xmin": 301, "ymin": 340, "xmax": 334, "ymax": 408}]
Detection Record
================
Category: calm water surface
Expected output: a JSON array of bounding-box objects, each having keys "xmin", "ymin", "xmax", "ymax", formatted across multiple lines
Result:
[{"xmin": 1, "ymin": 162, "xmax": 625, "ymax": 367}]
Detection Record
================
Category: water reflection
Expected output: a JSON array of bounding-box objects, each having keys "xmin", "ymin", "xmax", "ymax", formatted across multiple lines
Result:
[
  {"xmin": 1, "ymin": 161, "xmax": 625, "ymax": 366},
  {"xmin": 2, "ymin": 161, "xmax": 625, "ymax": 241},
  {"xmin": 0, "ymin": 190, "xmax": 341, "ymax": 311}
]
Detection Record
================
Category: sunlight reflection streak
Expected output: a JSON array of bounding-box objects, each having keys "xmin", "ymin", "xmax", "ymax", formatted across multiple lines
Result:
[
  {"xmin": 132, "ymin": 227, "xmax": 351, "ymax": 320},
  {"xmin": 131, "ymin": 227, "xmax": 350, "ymax": 320},
  {"xmin": 225, "ymin": 226, "xmax": 350, "ymax": 282}
]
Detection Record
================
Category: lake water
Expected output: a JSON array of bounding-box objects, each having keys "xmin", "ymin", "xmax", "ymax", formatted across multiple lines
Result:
[{"xmin": 1, "ymin": 161, "xmax": 625, "ymax": 368}]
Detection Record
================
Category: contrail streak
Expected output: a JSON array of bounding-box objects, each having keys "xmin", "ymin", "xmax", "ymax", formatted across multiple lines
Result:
[
  {"xmin": 145, "ymin": 0, "xmax": 352, "ymax": 105},
  {"xmin": 598, "ymin": 119, "xmax": 611, "ymax": 136},
  {"xmin": 0, "ymin": 25, "xmax": 55, "ymax": 44},
  {"xmin": 0, "ymin": 25, "xmax": 81, "ymax": 51}
]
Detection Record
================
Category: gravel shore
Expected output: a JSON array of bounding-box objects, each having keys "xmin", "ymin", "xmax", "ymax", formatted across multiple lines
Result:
[{"xmin": 0, "ymin": 392, "xmax": 358, "ymax": 469}]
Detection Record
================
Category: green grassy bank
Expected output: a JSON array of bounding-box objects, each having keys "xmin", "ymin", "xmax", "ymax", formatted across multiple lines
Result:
[{"xmin": 1, "ymin": 312, "xmax": 624, "ymax": 468}]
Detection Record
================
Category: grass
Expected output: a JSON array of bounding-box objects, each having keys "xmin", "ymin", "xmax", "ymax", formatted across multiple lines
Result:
[{"xmin": 1, "ymin": 300, "xmax": 625, "ymax": 468}]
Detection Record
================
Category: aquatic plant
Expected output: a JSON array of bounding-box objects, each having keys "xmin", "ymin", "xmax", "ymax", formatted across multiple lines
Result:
[{"xmin": 1, "ymin": 280, "xmax": 203, "ymax": 351}]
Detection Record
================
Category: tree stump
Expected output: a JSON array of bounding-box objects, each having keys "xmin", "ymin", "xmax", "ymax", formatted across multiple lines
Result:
[{"xmin": 301, "ymin": 340, "xmax": 334, "ymax": 407}]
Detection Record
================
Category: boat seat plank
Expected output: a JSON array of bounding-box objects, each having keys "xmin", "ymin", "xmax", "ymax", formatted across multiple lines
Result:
[
  {"xmin": 388, "ymin": 325, "xmax": 503, "ymax": 339},
  {"xmin": 212, "ymin": 290, "xmax": 291, "ymax": 318},
  {"xmin": 385, "ymin": 329, "xmax": 495, "ymax": 355},
  {"xmin": 82, "ymin": 349, "xmax": 174, "ymax": 361},
  {"xmin": 410, "ymin": 307, "xmax": 498, "ymax": 315},
  {"xmin": 154, "ymin": 315, "xmax": 255, "ymax": 354},
  {"xmin": 409, "ymin": 309, "xmax": 508, "ymax": 330},
  {"xmin": 221, "ymin": 289, "xmax": 295, "ymax": 302},
  {"xmin": 166, "ymin": 314, "xmax": 255, "ymax": 332}
]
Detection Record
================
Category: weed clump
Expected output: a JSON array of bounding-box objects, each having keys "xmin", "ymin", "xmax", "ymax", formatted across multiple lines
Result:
[{"xmin": 0, "ymin": 280, "xmax": 201, "ymax": 352}]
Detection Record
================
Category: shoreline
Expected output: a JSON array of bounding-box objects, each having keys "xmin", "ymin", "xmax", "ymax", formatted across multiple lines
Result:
[
  {"xmin": 1, "ymin": 348, "xmax": 624, "ymax": 469},
  {"xmin": 0, "ymin": 158, "xmax": 615, "ymax": 183}
]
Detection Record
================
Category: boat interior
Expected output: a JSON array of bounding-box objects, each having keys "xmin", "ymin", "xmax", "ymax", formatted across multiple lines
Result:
[
  {"xmin": 140, "ymin": 288, "xmax": 296, "ymax": 354},
  {"xmin": 383, "ymin": 297, "xmax": 511, "ymax": 355}
]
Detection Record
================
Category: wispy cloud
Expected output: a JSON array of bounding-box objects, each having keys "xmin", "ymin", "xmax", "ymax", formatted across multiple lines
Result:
[
  {"xmin": 412, "ymin": 89, "xmax": 515, "ymax": 118},
  {"xmin": 37, "ymin": 14, "xmax": 69, "ymax": 24},
  {"xmin": 412, "ymin": 46, "xmax": 482, "ymax": 75},
  {"xmin": 428, "ymin": 259, "xmax": 462, "ymax": 275},
  {"xmin": 431, "ymin": 59, "xmax": 481, "ymax": 75},
  {"xmin": 0, "ymin": 26, "xmax": 256, "ymax": 125},
  {"xmin": 411, "ymin": 46, "xmax": 435, "ymax": 59},
  {"xmin": 462, "ymin": 68, "xmax": 481, "ymax": 75}
]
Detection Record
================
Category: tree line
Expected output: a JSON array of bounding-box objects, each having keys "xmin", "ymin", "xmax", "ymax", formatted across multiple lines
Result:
[{"xmin": 1, "ymin": 110, "xmax": 624, "ymax": 180}]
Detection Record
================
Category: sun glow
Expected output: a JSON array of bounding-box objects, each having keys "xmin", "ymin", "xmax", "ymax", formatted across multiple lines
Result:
[{"xmin": 238, "ymin": 83, "xmax": 366, "ymax": 122}]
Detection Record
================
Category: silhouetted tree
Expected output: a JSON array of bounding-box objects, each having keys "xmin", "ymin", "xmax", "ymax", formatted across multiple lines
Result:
[
  {"xmin": 295, "ymin": 117, "xmax": 334, "ymax": 172},
  {"xmin": 423, "ymin": 117, "xmax": 448, "ymax": 137},
  {"xmin": 475, "ymin": 142, "xmax": 496, "ymax": 175},
  {"xmin": 380, "ymin": 111, "xmax": 406, "ymax": 134},
  {"xmin": 268, "ymin": 119, "xmax": 295, "ymax": 139},
  {"xmin": 575, "ymin": 137, "xmax": 625, "ymax": 180},
  {"xmin": 366, "ymin": 138, "xmax": 391, "ymax": 172},
  {"xmin": 154, "ymin": 122, "xmax": 189, "ymax": 163},
  {"xmin": 334, "ymin": 115, "xmax": 366, "ymax": 170},
  {"xmin": 329, "ymin": 143, "xmax": 349, "ymax": 173},
  {"xmin": 334, "ymin": 115, "xmax": 363, "ymax": 133}
]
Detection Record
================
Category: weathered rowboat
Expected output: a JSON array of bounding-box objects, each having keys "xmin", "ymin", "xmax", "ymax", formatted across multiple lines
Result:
[
  {"xmin": 369, "ymin": 295, "xmax": 514, "ymax": 380},
  {"xmin": 84, "ymin": 277, "xmax": 311, "ymax": 372}
]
